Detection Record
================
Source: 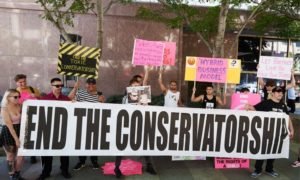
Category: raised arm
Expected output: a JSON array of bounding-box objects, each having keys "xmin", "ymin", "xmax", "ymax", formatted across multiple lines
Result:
[
  {"xmin": 68, "ymin": 81, "xmax": 79, "ymax": 100},
  {"xmin": 286, "ymin": 71, "xmax": 296, "ymax": 90},
  {"xmin": 158, "ymin": 70, "xmax": 167, "ymax": 94},
  {"xmin": 216, "ymin": 94, "xmax": 226, "ymax": 106},
  {"xmin": 191, "ymin": 87, "xmax": 203, "ymax": 102},
  {"xmin": 142, "ymin": 66, "xmax": 150, "ymax": 86},
  {"xmin": 258, "ymin": 77, "xmax": 265, "ymax": 89}
]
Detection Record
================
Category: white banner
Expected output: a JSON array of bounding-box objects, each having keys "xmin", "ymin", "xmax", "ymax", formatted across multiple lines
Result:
[
  {"xmin": 257, "ymin": 56, "xmax": 293, "ymax": 80},
  {"xmin": 19, "ymin": 100, "xmax": 290, "ymax": 159}
]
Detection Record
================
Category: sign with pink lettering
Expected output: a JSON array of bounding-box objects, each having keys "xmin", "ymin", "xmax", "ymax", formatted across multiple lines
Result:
[
  {"xmin": 231, "ymin": 93, "xmax": 261, "ymax": 110},
  {"xmin": 132, "ymin": 39, "xmax": 165, "ymax": 66},
  {"xmin": 162, "ymin": 42, "xmax": 176, "ymax": 65},
  {"xmin": 196, "ymin": 57, "xmax": 228, "ymax": 83},
  {"xmin": 214, "ymin": 158, "xmax": 249, "ymax": 169},
  {"xmin": 257, "ymin": 56, "xmax": 293, "ymax": 80}
]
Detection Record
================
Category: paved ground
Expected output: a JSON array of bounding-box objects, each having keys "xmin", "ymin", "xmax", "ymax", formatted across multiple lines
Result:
[{"xmin": 0, "ymin": 117, "xmax": 299, "ymax": 180}]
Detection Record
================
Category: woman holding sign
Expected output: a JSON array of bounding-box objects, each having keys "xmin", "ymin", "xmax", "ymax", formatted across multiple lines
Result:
[{"xmin": 0, "ymin": 89, "xmax": 24, "ymax": 179}]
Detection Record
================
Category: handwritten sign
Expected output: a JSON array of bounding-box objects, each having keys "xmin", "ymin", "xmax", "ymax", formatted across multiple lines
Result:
[
  {"xmin": 231, "ymin": 93, "xmax": 261, "ymax": 110},
  {"xmin": 196, "ymin": 57, "xmax": 227, "ymax": 83},
  {"xmin": 132, "ymin": 39, "xmax": 165, "ymax": 66},
  {"xmin": 214, "ymin": 158, "xmax": 249, "ymax": 169},
  {"xmin": 162, "ymin": 42, "xmax": 176, "ymax": 65},
  {"xmin": 257, "ymin": 56, "xmax": 293, "ymax": 80}
]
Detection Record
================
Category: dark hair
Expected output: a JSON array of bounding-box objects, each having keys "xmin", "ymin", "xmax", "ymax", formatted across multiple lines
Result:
[
  {"xmin": 50, "ymin": 78, "xmax": 62, "ymax": 84},
  {"xmin": 14, "ymin": 74, "xmax": 27, "ymax": 82},
  {"xmin": 169, "ymin": 80, "xmax": 177, "ymax": 85},
  {"xmin": 266, "ymin": 80, "xmax": 275, "ymax": 87},
  {"xmin": 240, "ymin": 88, "xmax": 250, "ymax": 93},
  {"xmin": 129, "ymin": 79, "xmax": 139, "ymax": 85},
  {"xmin": 206, "ymin": 84, "xmax": 214, "ymax": 89},
  {"xmin": 132, "ymin": 75, "xmax": 142, "ymax": 80}
]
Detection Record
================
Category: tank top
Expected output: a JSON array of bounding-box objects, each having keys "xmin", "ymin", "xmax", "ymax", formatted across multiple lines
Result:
[
  {"xmin": 164, "ymin": 90, "xmax": 180, "ymax": 107},
  {"xmin": 202, "ymin": 95, "xmax": 217, "ymax": 109},
  {"xmin": 10, "ymin": 113, "xmax": 21, "ymax": 124}
]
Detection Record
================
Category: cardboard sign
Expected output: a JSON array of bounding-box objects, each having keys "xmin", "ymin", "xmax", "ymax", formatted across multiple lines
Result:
[
  {"xmin": 231, "ymin": 93, "xmax": 261, "ymax": 110},
  {"xmin": 185, "ymin": 57, "xmax": 241, "ymax": 84},
  {"xmin": 162, "ymin": 42, "xmax": 176, "ymax": 65},
  {"xmin": 257, "ymin": 56, "xmax": 293, "ymax": 80},
  {"xmin": 196, "ymin": 57, "xmax": 228, "ymax": 83},
  {"xmin": 57, "ymin": 43, "xmax": 101, "ymax": 79},
  {"xmin": 184, "ymin": 56, "xmax": 198, "ymax": 81},
  {"xmin": 214, "ymin": 158, "xmax": 249, "ymax": 169},
  {"xmin": 172, "ymin": 156, "xmax": 206, "ymax": 161},
  {"xmin": 126, "ymin": 86, "xmax": 151, "ymax": 104},
  {"xmin": 19, "ymin": 100, "xmax": 290, "ymax": 158},
  {"xmin": 132, "ymin": 39, "xmax": 165, "ymax": 66}
]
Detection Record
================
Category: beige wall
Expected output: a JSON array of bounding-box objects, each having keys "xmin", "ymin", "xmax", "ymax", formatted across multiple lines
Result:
[{"xmin": 0, "ymin": 1, "xmax": 181, "ymax": 99}]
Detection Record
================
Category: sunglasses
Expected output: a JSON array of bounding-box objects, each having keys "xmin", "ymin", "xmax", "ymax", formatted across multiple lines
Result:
[
  {"xmin": 52, "ymin": 84, "xmax": 64, "ymax": 88},
  {"xmin": 9, "ymin": 95, "xmax": 21, "ymax": 99}
]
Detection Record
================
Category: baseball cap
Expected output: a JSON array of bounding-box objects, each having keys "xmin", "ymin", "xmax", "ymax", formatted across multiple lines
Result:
[
  {"xmin": 272, "ymin": 86, "xmax": 283, "ymax": 93},
  {"xmin": 86, "ymin": 78, "xmax": 96, "ymax": 84}
]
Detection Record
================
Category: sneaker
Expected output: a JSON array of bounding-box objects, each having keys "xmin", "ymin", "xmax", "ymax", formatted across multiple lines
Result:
[
  {"xmin": 291, "ymin": 160, "xmax": 300, "ymax": 167},
  {"xmin": 266, "ymin": 170, "xmax": 279, "ymax": 177},
  {"xmin": 250, "ymin": 171, "xmax": 262, "ymax": 178},
  {"xmin": 73, "ymin": 162, "xmax": 85, "ymax": 171},
  {"xmin": 92, "ymin": 162, "xmax": 99, "ymax": 169}
]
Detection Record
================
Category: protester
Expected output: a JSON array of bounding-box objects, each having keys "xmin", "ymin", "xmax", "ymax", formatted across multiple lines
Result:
[
  {"xmin": 115, "ymin": 78, "xmax": 157, "ymax": 178},
  {"xmin": 38, "ymin": 78, "xmax": 71, "ymax": 179},
  {"xmin": 14, "ymin": 74, "xmax": 40, "ymax": 164},
  {"xmin": 240, "ymin": 87, "xmax": 250, "ymax": 94},
  {"xmin": 258, "ymin": 71, "xmax": 295, "ymax": 101},
  {"xmin": 158, "ymin": 69, "xmax": 183, "ymax": 107},
  {"xmin": 245, "ymin": 86, "xmax": 294, "ymax": 178},
  {"xmin": 191, "ymin": 84, "xmax": 226, "ymax": 109},
  {"xmin": 68, "ymin": 78, "xmax": 103, "ymax": 171},
  {"xmin": 0, "ymin": 89, "xmax": 24, "ymax": 180},
  {"xmin": 14, "ymin": 74, "xmax": 40, "ymax": 105}
]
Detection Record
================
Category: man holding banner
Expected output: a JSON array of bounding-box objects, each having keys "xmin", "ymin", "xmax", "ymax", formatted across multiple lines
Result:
[
  {"xmin": 246, "ymin": 86, "xmax": 294, "ymax": 178},
  {"xmin": 38, "ymin": 78, "xmax": 71, "ymax": 179},
  {"xmin": 68, "ymin": 78, "xmax": 102, "ymax": 170}
]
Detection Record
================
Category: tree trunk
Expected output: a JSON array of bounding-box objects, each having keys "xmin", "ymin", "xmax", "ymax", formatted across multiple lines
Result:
[
  {"xmin": 214, "ymin": 0, "xmax": 230, "ymax": 58},
  {"xmin": 96, "ymin": 0, "xmax": 104, "ymax": 49}
]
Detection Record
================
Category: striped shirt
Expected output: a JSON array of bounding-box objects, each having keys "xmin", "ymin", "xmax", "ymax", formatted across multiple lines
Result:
[{"xmin": 75, "ymin": 89, "xmax": 99, "ymax": 103}]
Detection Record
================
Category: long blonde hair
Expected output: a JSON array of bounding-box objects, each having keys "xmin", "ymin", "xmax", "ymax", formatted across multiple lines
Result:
[{"xmin": 1, "ymin": 89, "xmax": 20, "ymax": 108}]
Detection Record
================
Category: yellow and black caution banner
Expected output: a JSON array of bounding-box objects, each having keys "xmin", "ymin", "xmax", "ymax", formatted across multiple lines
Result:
[{"xmin": 57, "ymin": 43, "xmax": 101, "ymax": 79}]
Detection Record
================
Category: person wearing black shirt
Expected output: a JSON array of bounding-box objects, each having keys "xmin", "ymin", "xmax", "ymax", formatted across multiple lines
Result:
[
  {"xmin": 245, "ymin": 86, "xmax": 294, "ymax": 178},
  {"xmin": 191, "ymin": 84, "xmax": 226, "ymax": 109}
]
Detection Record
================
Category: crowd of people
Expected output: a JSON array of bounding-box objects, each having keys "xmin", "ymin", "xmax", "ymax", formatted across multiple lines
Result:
[{"xmin": 0, "ymin": 68, "xmax": 299, "ymax": 180}]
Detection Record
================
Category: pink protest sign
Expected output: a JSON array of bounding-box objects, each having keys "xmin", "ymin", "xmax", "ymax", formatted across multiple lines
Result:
[
  {"xmin": 162, "ymin": 42, "xmax": 176, "ymax": 65},
  {"xmin": 214, "ymin": 158, "xmax": 249, "ymax": 169},
  {"xmin": 231, "ymin": 93, "xmax": 261, "ymax": 110},
  {"xmin": 196, "ymin": 57, "xmax": 227, "ymax": 83},
  {"xmin": 132, "ymin": 39, "xmax": 164, "ymax": 66}
]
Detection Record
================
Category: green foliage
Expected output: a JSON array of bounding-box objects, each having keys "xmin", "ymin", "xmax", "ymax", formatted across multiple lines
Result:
[
  {"xmin": 254, "ymin": 12, "xmax": 300, "ymax": 38},
  {"xmin": 36, "ymin": 0, "xmax": 94, "ymax": 27}
]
